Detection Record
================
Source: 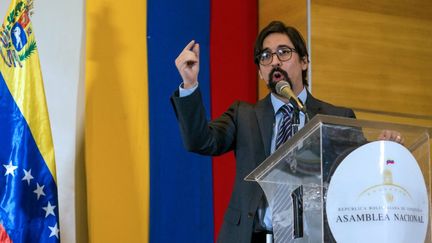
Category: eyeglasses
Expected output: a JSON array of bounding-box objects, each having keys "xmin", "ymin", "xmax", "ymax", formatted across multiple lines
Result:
[{"xmin": 257, "ymin": 47, "xmax": 297, "ymax": 66}]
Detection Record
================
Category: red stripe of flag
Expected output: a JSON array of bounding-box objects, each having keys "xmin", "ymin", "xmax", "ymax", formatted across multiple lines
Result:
[
  {"xmin": 210, "ymin": 0, "xmax": 258, "ymax": 240},
  {"xmin": 0, "ymin": 225, "xmax": 12, "ymax": 243}
]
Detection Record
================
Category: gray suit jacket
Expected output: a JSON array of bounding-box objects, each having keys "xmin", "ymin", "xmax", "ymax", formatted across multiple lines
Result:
[{"xmin": 171, "ymin": 88, "xmax": 355, "ymax": 243}]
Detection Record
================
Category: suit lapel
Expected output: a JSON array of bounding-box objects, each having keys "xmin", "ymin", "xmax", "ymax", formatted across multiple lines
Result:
[
  {"xmin": 246, "ymin": 95, "xmax": 274, "ymax": 216},
  {"xmin": 255, "ymin": 94, "xmax": 275, "ymax": 158},
  {"xmin": 305, "ymin": 90, "xmax": 322, "ymax": 119}
]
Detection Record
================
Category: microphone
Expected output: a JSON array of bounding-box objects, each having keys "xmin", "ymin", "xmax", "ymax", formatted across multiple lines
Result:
[{"xmin": 275, "ymin": 81, "xmax": 307, "ymax": 114}]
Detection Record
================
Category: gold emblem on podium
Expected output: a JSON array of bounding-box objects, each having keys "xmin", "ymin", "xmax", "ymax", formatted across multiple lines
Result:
[{"xmin": 358, "ymin": 159, "xmax": 411, "ymax": 202}]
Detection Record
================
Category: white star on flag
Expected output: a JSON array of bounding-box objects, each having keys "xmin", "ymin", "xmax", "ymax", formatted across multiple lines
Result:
[
  {"xmin": 3, "ymin": 161, "xmax": 18, "ymax": 176},
  {"xmin": 48, "ymin": 223, "xmax": 60, "ymax": 238},
  {"xmin": 33, "ymin": 183, "xmax": 46, "ymax": 200},
  {"xmin": 42, "ymin": 201, "xmax": 56, "ymax": 218},
  {"xmin": 22, "ymin": 169, "xmax": 34, "ymax": 185}
]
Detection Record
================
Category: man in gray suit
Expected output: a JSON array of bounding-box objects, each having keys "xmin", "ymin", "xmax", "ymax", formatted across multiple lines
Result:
[{"xmin": 171, "ymin": 21, "xmax": 402, "ymax": 243}]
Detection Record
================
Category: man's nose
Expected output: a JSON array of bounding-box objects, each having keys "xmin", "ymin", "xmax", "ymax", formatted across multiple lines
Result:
[{"xmin": 270, "ymin": 53, "xmax": 282, "ymax": 67}]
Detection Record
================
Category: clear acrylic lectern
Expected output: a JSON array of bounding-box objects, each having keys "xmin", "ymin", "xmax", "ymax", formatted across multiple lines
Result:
[{"xmin": 245, "ymin": 114, "xmax": 431, "ymax": 243}]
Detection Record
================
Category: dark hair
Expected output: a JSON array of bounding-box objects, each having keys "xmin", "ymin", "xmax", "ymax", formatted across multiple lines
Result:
[{"xmin": 254, "ymin": 21, "xmax": 309, "ymax": 86}]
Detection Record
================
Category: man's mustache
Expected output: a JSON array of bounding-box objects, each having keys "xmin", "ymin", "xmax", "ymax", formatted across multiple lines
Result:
[
  {"xmin": 269, "ymin": 68, "xmax": 289, "ymax": 81},
  {"xmin": 267, "ymin": 68, "xmax": 292, "ymax": 93}
]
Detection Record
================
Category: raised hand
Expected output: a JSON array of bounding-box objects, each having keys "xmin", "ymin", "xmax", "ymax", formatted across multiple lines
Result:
[{"xmin": 175, "ymin": 40, "xmax": 200, "ymax": 89}]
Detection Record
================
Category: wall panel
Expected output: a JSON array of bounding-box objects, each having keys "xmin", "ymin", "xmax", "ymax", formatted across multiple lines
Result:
[{"xmin": 311, "ymin": 0, "xmax": 432, "ymax": 124}]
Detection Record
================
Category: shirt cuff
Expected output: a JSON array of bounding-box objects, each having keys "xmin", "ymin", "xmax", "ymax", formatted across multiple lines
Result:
[{"xmin": 179, "ymin": 82, "xmax": 198, "ymax": 97}]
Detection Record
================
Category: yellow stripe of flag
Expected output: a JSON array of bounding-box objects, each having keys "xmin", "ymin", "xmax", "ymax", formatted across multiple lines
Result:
[{"xmin": 86, "ymin": 0, "xmax": 149, "ymax": 241}]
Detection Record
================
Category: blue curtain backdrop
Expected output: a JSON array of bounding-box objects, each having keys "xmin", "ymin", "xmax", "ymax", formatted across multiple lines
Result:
[{"xmin": 147, "ymin": 1, "xmax": 214, "ymax": 242}]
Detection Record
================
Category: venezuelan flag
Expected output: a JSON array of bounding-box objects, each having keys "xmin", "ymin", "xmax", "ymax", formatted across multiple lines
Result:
[
  {"xmin": 0, "ymin": 0, "xmax": 60, "ymax": 242},
  {"xmin": 86, "ymin": 0, "xmax": 257, "ymax": 242}
]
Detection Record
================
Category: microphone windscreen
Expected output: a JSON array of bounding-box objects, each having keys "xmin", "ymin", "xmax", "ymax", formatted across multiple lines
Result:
[{"xmin": 275, "ymin": 81, "xmax": 291, "ymax": 97}]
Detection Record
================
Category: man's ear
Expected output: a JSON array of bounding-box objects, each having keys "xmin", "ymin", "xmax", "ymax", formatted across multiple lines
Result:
[{"xmin": 301, "ymin": 56, "xmax": 309, "ymax": 70}]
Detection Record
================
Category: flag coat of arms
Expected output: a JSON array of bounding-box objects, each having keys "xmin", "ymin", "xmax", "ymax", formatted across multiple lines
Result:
[{"xmin": 0, "ymin": 0, "xmax": 60, "ymax": 242}]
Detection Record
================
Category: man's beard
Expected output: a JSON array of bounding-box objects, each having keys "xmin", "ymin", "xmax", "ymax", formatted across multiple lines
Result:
[{"xmin": 267, "ymin": 67, "xmax": 292, "ymax": 94}]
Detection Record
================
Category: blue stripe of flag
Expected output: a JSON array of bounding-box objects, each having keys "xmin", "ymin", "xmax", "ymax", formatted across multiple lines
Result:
[{"xmin": 147, "ymin": 0, "xmax": 214, "ymax": 242}]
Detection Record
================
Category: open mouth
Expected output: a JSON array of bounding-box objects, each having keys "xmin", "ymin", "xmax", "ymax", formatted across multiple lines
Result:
[
  {"xmin": 272, "ymin": 71, "xmax": 284, "ymax": 82},
  {"xmin": 267, "ymin": 68, "xmax": 291, "ymax": 94}
]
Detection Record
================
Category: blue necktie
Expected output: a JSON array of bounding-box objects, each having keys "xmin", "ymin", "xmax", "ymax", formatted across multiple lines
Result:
[{"xmin": 275, "ymin": 105, "xmax": 294, "ymax": 149}]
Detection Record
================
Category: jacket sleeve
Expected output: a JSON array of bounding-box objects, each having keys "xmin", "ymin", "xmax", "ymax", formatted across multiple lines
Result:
[{"xmin": 170, "ymin": 87, "xmax": 238, "ymax": 156}]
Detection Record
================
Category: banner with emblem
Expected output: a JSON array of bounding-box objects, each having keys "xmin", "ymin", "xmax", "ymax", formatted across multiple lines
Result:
[{"xmin": 0, "ymin": 0, "xmax": 60, "ymax": 242}]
